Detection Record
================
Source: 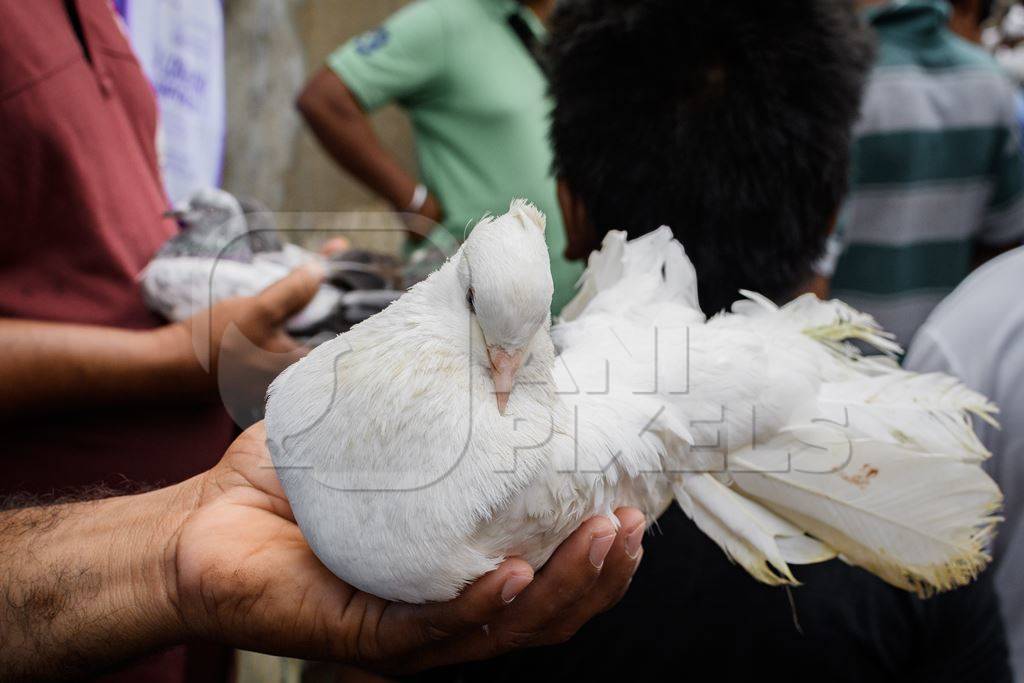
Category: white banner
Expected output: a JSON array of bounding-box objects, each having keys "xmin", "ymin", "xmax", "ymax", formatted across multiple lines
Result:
[{"xmin": 117, "ymin": 0, "xmax": 226, "ymax": 204}]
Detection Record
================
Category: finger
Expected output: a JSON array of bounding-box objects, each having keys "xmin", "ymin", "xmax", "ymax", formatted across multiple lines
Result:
[
  {"xmin": 234, "ymin": 422, "xmax": 295, "ymax": 519},
  {"xmin": 424, "ymin": 516, "xmax": 617, "ymax": 667},
  {"xmin": 261, "ymin": 329, "xmax": 307, "ymax": 357},
  {"xmin": 561, "ymin": 507, "xmax": 645, "ymax": 624},
  {"xmin": 280, "ymin": 339, "xmax": 311, "ymax": 366},
  {"xmin": 210, "ymin": 422, "xmax": 296, "ymax": 520},
  {"xmin": 256, "ymin": 262, "xmax": 325, "ymax": 324},
  {"xmin": 501, "ymin": 515, "xmax": 617, "ymax": 625},
  {"xmin": 381, "ymin": 557, "xmax": 534, "ymax": 658},
  {"xmin": 320, "ymin": 236, "xmax": 351, "ymax": 256}
]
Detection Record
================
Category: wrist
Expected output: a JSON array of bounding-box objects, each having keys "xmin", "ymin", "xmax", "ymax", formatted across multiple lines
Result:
[
  {"xmin": 109, "ymin": 480, "xmax": 202, "ymax": 647},
  {"xmin": 143, "ymin": 323, "xmax": 213, "ymax": 398},
  {"xmin": 405, "ymin": 183, "xmax": 429, "ymax": 213}
]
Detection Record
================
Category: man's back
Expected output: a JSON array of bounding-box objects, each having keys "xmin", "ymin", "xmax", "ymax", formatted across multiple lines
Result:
[
  {"xmin": 906, "ymin": 247, "xmax": 1024, "ymax": 678},
  {"xmin": 831, "ymin": 0, "xmax": 1024, "ymax": 347}
]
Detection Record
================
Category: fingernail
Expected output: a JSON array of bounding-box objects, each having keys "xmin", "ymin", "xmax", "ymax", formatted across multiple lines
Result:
[
  {"xmin": 625, "ymin": 524, "xmax": 644, "ymax": 560},
  {"xmin": 501, "ymin": 573, "xmax": 533, "ymax": 604},
  {"xmin": 589, "ymin": 532, "xmax": 616, "ymax": 569}
]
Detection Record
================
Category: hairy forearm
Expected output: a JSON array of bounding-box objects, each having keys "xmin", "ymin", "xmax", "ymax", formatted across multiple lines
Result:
[
  {"xmin": 0, "ymin": 319, "xmax": 205, "ymax": 416},
  {"xmin": 0, "ymin": 483, "xmax": 194, "ymax": 682},
  {"xmin": 297, "ymin": 68, "xmax": 418, "ymax": 209}
]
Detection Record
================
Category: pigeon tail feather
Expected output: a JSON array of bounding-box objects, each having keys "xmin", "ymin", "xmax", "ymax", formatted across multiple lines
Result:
[{"xmin": 673, "ymin": 291, "xmax": 1002, "ymax": 595}]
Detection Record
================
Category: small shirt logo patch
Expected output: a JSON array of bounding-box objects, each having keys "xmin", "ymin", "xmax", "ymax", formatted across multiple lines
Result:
[{"xmin": 355, "ymin": 27, "xmax": 390, "ymax": 56}]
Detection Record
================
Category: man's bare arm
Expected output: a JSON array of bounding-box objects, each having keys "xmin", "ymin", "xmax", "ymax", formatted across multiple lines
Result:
[
  {"xmin": 0, "ymin": 426, "xmax": 644, "ymax": 681},
  {"xmin": 0, "ymin": 486, "xmax": 191, "ymax": 682},
  {"xmin": 296, "ymin": 68, "xmax": 442, "ymax": 231},
  {"xmin": 0, "ymin": 265, "xmax": 322, "ymax": 417},
  {"xmin": 0, "ymin": 319, "xmax": 198, "ymax": 415}
]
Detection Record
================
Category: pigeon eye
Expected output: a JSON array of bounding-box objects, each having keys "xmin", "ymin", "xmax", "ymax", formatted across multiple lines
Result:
[{"xmin": 466, "ymin": 287, "xmax": 476, "ymax": 314}]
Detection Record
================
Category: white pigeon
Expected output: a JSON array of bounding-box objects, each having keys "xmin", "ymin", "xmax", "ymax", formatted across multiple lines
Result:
[{"xmin": 266, "ymin": 200, "xmax": 1001, "ymax": 604}]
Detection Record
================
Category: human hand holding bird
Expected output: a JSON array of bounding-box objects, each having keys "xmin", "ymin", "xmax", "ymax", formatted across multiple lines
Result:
[
  {"xmin": 140, "ymin": 188, "xmax": 407, "ymax": 422},
  {"xmin": 169, "ymin": 423, "xmax": 644, "ymax": 673}
]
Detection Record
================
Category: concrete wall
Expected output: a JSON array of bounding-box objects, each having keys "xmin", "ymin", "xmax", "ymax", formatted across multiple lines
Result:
[{"xmin": 222, "ymin": 0, "xmax": 416, "ymax": 253}]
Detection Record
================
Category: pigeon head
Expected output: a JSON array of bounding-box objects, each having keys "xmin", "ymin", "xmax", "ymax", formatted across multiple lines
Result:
[
  {"xmin": 458, "ymin": 200, "xmax": 554, "ymax": 414},
  {"xmin": 161, "ymin": 187, "xmax": 253, "ymax": 262}
]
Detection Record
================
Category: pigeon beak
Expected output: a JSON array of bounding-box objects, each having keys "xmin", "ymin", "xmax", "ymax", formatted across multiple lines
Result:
[{"xmin": 487, "ymin": 346, "xmax": 524, "ymax": 415}]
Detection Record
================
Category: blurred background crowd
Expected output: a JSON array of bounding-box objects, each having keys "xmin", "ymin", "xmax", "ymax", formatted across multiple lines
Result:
[
  {"xmin": 2, "ymin": 0, "xmax": 1024, "ymax": 681},
  {"xmin": 131, "ymin": 0, "xmax": 1024, "ymax": 341}
]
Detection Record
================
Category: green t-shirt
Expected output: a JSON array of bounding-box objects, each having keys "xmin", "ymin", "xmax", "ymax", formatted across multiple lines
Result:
[{"xmin": 328, "ymin": 0, "xmax": 582, "ymax": 313}]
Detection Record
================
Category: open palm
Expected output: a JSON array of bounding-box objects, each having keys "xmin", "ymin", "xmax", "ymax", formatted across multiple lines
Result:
[{"xmin": 170, "ymin": 424, "xmax": 645, "ymax": 674}]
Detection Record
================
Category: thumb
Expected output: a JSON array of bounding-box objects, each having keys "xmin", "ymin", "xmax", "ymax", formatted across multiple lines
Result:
[{"xmin": 257, "ymin": 262, "xmax": 325, "ymax": 324}]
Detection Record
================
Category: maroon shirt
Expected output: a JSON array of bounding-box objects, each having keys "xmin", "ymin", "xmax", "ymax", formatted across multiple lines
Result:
[{"xmin": 0, "ymin": 1, "xmax": 234, "ymax": 680}]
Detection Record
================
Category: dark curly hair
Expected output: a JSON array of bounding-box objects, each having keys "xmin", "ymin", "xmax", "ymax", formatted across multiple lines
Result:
[{"xmin": 547, "ymin": 0, "xmax": 875, "ymax": 314}]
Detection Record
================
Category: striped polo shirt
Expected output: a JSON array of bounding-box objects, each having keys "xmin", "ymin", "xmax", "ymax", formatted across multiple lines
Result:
[{"xmin": 829, "ymin": 0, "xmax": 1024, "ymax": 348}]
